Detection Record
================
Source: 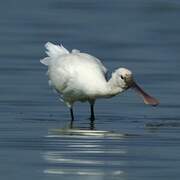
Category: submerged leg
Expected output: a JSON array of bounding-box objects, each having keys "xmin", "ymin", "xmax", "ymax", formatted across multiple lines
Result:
[{"xmin": 90, "ymin": 117, "xmax": 95, "ymax": 130}]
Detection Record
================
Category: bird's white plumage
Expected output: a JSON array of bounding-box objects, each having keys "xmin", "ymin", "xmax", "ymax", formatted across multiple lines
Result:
[
  {"xmin": 41, "ymin": 42, "xmax": 115, "ymax": 107},
  {"xmin": 41, "ymin": 42, "xmax": 159, "ymax": 118}
]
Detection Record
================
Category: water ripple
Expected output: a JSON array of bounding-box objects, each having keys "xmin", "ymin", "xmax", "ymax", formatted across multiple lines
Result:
[{"xmin": 43, "ymin": 127, "xmax": 128, "ymax": 178}]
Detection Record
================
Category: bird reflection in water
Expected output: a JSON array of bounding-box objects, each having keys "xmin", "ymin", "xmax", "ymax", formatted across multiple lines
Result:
[
  {"xmin": 69, "ymin": 117, "xmax": 95, "ymax": 130},
  {"xmin": 43, "ymin": 123, "xmax": 127, "ymax": 179}
]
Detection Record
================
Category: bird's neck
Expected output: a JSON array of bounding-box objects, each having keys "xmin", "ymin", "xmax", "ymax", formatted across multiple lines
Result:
[
  {"xmin": 107, "ymin": 78, "xmax": 123, "ymax": 96},
  {"xmin": 91, "ymin": 73, "xmax": 124, "ymax": 99},
  {"xmin": 103, "ymin": 76, "xmax": 124, "ymax": 97}
]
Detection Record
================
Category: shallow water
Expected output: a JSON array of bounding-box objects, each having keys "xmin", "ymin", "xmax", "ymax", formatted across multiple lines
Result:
[{"xmin": 0, "ymin": 0, "xmax": 180, "ymax": 180}]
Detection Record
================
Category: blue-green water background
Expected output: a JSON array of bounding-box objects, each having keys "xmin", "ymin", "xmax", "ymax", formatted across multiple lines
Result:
[{"xmin": 0, "ymin": 0, "xmax": 180, "ymax": 180}]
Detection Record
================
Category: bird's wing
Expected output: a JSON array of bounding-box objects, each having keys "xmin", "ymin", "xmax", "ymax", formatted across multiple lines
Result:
[
  {"xmin": 96, "ymin": 59, "xmax": 108, "ymax": 81},
  {"xmin": 79, "ymin": 52, "xmax": 108, "ymax": 80},
  {"xmin": 97, "ymin": 59, "xmax": 108, "ymax": 80}
]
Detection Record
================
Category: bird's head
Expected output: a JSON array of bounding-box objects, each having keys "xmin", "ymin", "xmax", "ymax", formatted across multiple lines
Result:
[{"xmin": 113, "ymin": 68, "xmax": 159, "ymax": 106}]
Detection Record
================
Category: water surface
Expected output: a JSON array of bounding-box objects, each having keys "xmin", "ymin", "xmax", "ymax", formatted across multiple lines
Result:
[{"xmin": 0, "ymin": 0, "xmax": 180, "ymax": 180}]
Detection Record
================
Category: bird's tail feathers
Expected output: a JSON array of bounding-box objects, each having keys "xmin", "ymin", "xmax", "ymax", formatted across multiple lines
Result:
[
  {"xmin": 40, "ymin": 42, "xmax": 69, "ymax": 66},
  {"xmin": 40, "ymin": 57, "xmax": 50, "ymax": 66},
  {"xmin": 45, "ymin": 42, "xmax": 69, "ymax": 57}
]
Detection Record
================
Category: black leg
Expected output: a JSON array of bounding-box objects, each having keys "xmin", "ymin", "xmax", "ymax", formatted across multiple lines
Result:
[
  {"xmin": 90, "ymin": 103, "xmax": 95, "ymax": 121},
  {"xmin": 70, "ymin": 107, "xmax": 74, "ymax": 121}
]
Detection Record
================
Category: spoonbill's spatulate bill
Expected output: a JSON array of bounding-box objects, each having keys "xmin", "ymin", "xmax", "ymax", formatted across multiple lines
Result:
[{"xmin": 40, "ymin": 42, "xmax": 159, "ymax": 121}]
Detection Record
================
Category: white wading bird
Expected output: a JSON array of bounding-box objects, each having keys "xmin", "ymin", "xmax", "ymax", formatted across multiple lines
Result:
[{"xmin": 40, "ymin": 42, "xmax": 159, "ymax": 121}]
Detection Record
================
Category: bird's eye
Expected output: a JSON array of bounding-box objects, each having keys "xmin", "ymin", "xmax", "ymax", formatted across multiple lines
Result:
[{"xmin": 120, "ymin": 75, "xmax": 124, "ymax": 80}]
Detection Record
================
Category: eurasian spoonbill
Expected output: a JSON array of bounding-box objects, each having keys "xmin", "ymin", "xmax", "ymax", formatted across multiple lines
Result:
[{"xmin": 40, "ymin": 42, "xmax": 159, "ymax": 121}]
